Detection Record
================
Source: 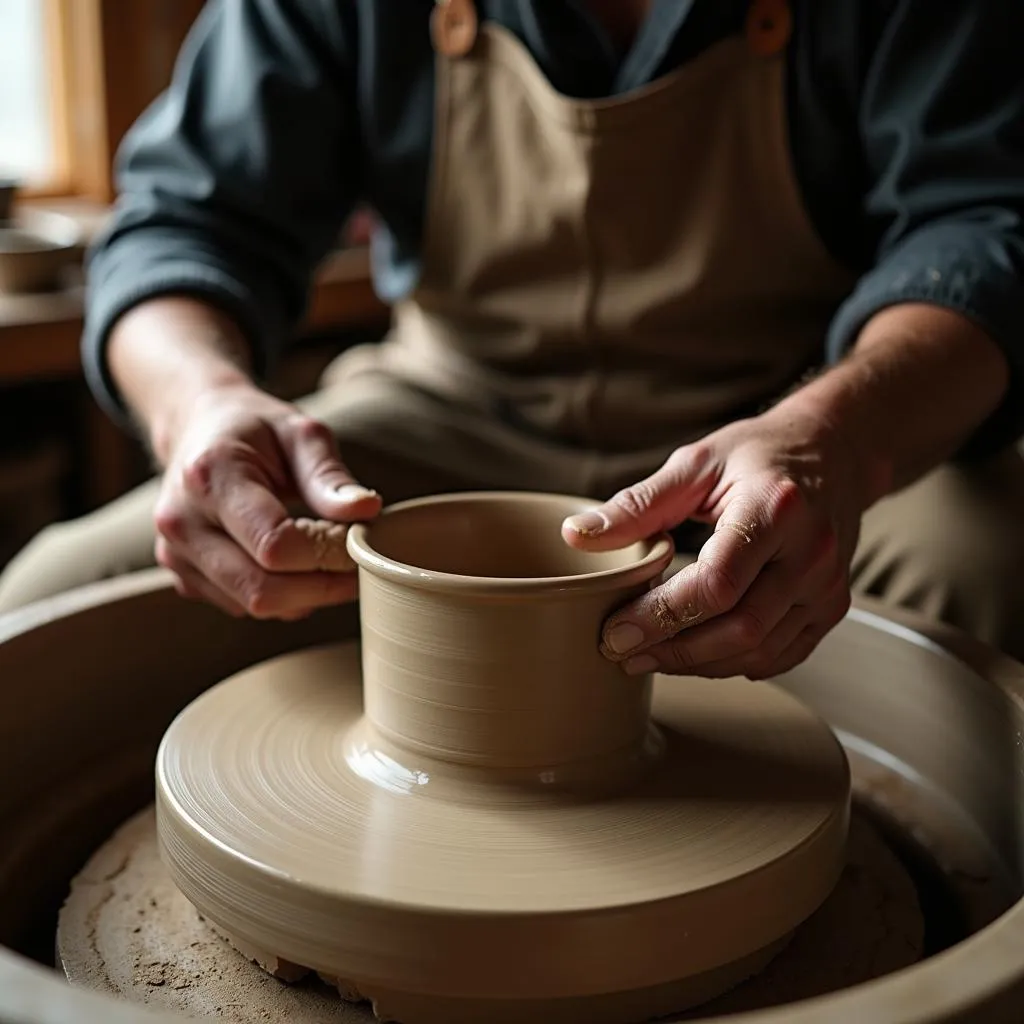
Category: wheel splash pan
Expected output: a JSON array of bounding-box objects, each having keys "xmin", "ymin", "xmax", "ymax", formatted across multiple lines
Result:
[{"xmin": 1, "ymin": 568, "xmax": 1023, "ymax": 1024}]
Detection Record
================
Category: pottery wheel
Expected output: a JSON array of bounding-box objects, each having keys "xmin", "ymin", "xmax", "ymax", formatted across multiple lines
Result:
[
  {"xmin": 56, "ymin": 803, "xmax": 924, "ymax": 1023},
  {"xmin": 145, "ymin": 640, "xmax": 850, "ymax": 1024}
]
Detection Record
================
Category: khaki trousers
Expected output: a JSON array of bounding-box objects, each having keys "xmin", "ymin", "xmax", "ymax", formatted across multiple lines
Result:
[{"xmin": 1, "ymin": 379, "xmax": 1022, "ymax": 664}]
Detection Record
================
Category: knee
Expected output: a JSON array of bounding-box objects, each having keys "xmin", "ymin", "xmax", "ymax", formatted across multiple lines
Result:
[
  {"xmin": 0, "ymin": 513, "xmax": 156, "ymax": 615},
  {"xmin": 855, "ymin": 484, "xmax": 1024, "ymax": 657},
  {"xmin": 902, "ymin": 526, "xmax": 1024, "ymax": 609}
]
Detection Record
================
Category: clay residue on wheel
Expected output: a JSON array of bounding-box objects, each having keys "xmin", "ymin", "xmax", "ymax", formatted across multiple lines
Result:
[
  {"xmin": 58, "ymin": 804, "xmax": 924, "ymax": 1024},
  {"xmin": 57, "ymin": 808, "xmax": 369, "ymax": 1023}
]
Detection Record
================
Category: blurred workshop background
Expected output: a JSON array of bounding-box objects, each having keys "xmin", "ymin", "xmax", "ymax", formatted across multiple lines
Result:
[{"xmin": 0, "ymin": 0, "xmax": 390, "ymax": 574}]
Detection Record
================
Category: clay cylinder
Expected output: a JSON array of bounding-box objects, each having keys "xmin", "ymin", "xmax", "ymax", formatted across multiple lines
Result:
[{"xmin": 346, "ymin": 492, "xmax": 674, "ymax": 775}]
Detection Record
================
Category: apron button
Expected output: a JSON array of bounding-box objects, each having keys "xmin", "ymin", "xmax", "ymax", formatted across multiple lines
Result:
[
  {"xmin": 745, "ymin": 0, "xmax": 792, "ymax": 56},
  {"xmin": 431, "ymin": 0, "xmax": 479, "ymax": 58}
]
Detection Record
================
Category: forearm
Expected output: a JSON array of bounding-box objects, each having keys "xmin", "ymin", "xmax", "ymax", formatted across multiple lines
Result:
[
  {"xmin": 107, "ymin": 297, "xmax": 258, "ymax": 466},
  {"xmin": 775, "ymin": 303, "xmax": 1010, "ymax": 507}
]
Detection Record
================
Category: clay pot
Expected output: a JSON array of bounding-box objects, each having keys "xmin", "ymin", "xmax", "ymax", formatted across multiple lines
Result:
[{"xmin": 346, "ymin": 491, "xmax": 675, "ymax": 782}]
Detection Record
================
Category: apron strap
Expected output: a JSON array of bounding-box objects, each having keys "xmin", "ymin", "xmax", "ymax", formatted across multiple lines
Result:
[
  {"xmin": 431, "ymin": 0, "xmax": 480, "ymax": 58},
  {"xmin": 745, "ymin": 0, "xmax": 792, "ymax": 56}
]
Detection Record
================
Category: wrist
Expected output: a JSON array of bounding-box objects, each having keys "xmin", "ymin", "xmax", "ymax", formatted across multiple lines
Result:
[
  {"xmin": 766, "ymin": 303, "xmax": 1009, "ymax": 511},
  {"xmin": 107, "ymin": 296, "xmax": 257, "ymax": 465},
  {"xmin": 150, "ymin": 377, "xmax": 260, "ymax": 467},
  {"xmin": 766, "ymin": 385, "xmax": 894, "ymax": 514}
]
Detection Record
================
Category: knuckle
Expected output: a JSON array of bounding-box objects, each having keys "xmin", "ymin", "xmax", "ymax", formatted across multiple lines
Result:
[
  {"xmin": 613, "ymin": 480, "xmax": 657, "ymax": 522},
  {"xmin": 731, "ymin": 605, "xmax": 768, "ymax": 650},
  {"xmin": 697, "ymin": 559, "xmax": 741, "ymax": 614},
  {"xmin": 765, "ymin": 476, "xmax": 807, "ymax": 523},
  {"xmin": 664, "ymin": 448, "xmax": 688, "ymax": 473},
  {"xmin": 154, "ymin": 502, "xmax": 189, "ymax": 544},
  {"xmin": 181, "ymin": 444, "xmax": 229, "ymax": 498},
  {"xmin": 669, "ymin": 441, "xmax": 712, "ymax": 476},
  {"xmin": 291, "ymin": 415, "xmax": 334, "ymax": 447},
  {"xmin": 253, "ymin": 522, "xmax": 290, "ymax": 570}
]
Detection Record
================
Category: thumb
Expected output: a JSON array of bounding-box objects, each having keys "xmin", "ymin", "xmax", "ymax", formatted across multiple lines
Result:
[
  {"xmin": 562, "ymin": 447, "xmax": 714, "ymax": 552},
  {"xmin": 280, "ymin": 416, "xmax": 382, "ymax": 521}
]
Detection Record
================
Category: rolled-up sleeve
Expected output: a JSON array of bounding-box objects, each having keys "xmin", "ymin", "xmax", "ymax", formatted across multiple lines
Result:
[
  {"xmin": 825, "ymin": 0, "xmax": 1024, "ymax": 456},
  {"xmin": 83, "ymin": 0, "xmax": 361, "ymax": 425}
]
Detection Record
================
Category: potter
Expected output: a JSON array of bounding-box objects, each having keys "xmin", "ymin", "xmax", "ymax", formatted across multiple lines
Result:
[{"xmin": 0, "ymin": 0, "xmax": 1022, "ymax": 680}]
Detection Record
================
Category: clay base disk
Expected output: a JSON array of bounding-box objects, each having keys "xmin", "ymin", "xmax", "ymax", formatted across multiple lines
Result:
[
  {"xmin": 151, "ymin": 642, "xmax": 851, "ymax": 1023},
  {"xmin": 57, "ymin": 805, "xmax": 924, "ymax": 1022}
]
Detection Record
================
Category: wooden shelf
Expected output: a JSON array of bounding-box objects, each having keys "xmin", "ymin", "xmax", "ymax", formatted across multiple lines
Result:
[
  {"xmin": 0, "ymin": 201, "xmax": 391, "ymax": 508},
  {"xmin": 0, "ymin": 249, "xmax": 388, "ymax": 386}
]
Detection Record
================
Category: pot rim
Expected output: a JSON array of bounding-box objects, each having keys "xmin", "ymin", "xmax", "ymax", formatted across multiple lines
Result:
[{"xmin": 346, "ymin": 490, "xmax": 675, "ymax": 596}]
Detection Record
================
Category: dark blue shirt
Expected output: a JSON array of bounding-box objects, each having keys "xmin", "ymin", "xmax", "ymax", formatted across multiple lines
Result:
[{"xmin": 84, "ymin": 0, "xmax": 1024, "ymax": 453}]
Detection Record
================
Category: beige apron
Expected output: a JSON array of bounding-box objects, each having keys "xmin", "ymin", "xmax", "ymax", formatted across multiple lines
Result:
[{"xmin": 320, "ymin": 0, "xmax": 855, "ymax": 500}]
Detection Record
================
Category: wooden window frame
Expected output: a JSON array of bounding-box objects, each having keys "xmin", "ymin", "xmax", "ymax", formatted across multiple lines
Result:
[{"xmin": 24, "ymin": 0, "xmax": 206, "ymax": 203}]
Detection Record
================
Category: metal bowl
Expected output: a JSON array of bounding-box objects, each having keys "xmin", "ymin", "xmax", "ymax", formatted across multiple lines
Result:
[{"xmin": 0, "ymin": 209, "xmax": 83, "ymax": 294}]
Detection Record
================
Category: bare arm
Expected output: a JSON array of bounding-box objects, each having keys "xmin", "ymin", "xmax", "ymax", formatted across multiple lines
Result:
[
  {"xmin": 774, "ymin": 303, "xmax": 1010, "ymax": 509},
  {"xmin": 108, "ymin": 297, "xmax": 255, "ymax": 466}
]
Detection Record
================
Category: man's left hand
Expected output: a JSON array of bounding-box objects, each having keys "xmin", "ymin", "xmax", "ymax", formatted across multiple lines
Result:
[{"xmin": 562, "ymin": 408, "xmax": 872, "ymax": 680}]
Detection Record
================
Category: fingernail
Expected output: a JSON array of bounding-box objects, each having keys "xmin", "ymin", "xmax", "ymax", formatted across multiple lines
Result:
[
  {"xmin": 564, "ymin": 510, "xmax": 608, "ymax": 538},
  {"xmin": 623, "ymin": 654, "xmax": 658, "ymax": 676},
  {"xmin": 334, "ymin": 484, "xmax": 378, "ymax": 504},
  {"xmin": 604, "ymin": 622, "xmax": 645, "ymax": 655}
]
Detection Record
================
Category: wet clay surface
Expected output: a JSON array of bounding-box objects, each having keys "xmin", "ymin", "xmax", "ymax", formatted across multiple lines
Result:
[{"xmin": 59, "ymin": 804, "xmax": 923, "ymax": 1022}]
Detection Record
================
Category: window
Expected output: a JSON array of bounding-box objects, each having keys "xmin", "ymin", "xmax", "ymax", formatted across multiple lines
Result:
[
  {"xmin": 0, "ymin": 0, "xmax": 59, "ymax": 186},
  {"xmin": 0, "ymin": 0, "xmax": 205, "ymax": 202}
]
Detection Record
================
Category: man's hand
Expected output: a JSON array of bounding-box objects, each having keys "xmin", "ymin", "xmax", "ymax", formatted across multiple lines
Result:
[
  {"xmin": 564, "ymin": 303, "xmax": 1011, "ymax": 680},
  {"xmin": 154, "ymin": 383, "xmax": 381, "ymax": 619},
  {"xmin": 562, "ymin": 408, "xmax": 870, "ymax": 680},
  {"xmin": 104, "ymin": 296, "xmax": 381, "ymax": 620}
]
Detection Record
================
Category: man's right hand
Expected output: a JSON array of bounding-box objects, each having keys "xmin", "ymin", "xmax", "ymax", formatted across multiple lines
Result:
[
  {"xmin": 153, "ymin": 382, "xmax": 381, "ymax": 619},
  {"xmin": 106, "ymin": 295, "xmax": 381, "ymax": 621}
]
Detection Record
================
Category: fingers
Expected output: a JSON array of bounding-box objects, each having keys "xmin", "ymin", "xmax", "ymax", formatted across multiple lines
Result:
[
  {"xmin": 157, "ymin": 398, "xmax": 374, "ymax": 621},
  {"xmin": 173, "ymin": 433, "xmax": 366, "ymax": 575},
  {"xmin": 157, "ymin": 538, "xmax": 247, "ymax": 618},
  {"xmin": 599, "ymin": 497, "xmax": 780, "ymax": 660},
  {"xmin": 617, "ymin": 530, "xmax": 843, "ymax": 670},
  {"xmin": 629, "ymin": 584, "xmax": 850, "ymax": 681},
  {"xmin": 278, "ymin": 415, "xmax": 382, "ymax": 522},
  {"xmin": 156, "ymin": 520, "xmax": 359, "ymax": 619},
  {"xmin": 561, "ymin": 446, "xmax": 716, "ymax": 552}
]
